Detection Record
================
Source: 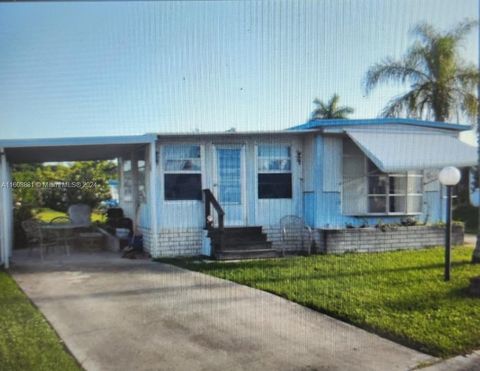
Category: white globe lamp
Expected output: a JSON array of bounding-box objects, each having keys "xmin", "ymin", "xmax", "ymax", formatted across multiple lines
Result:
[
  {"xmin": 438, "ymin": 166, "xmax": 461, "ymax": 186},
  {"xmin": 438, "ymin": 166, "xmax": 461, "ymax": 281}
]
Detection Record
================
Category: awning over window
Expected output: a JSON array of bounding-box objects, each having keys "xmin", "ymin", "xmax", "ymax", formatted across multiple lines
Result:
[{"xmin": 345, "ymin": 130, "xmax": 477, "ymax": 173}]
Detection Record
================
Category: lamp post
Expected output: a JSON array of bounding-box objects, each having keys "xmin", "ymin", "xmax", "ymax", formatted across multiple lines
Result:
[{"xmin": 438, "ymin": 166, "xmax": 461, "ymax": 281}]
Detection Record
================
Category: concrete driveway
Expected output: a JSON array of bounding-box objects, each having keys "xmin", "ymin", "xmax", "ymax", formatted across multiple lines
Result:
[{"xmin": 11, "ymin": 250, "xmax": 435, "ymax": 371}]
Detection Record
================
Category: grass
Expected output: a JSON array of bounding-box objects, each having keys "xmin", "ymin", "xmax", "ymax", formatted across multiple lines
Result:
[
  {"xmin": 164, "ymin": 246, "xmax": 480, "ymax": 357},
  {"xmin": 34, "ymin": 207, "xmax": 106, "ymax": 223},
  {"xmin": 0, "ymin": 270, "xmax": 81, "ymax": 371}
]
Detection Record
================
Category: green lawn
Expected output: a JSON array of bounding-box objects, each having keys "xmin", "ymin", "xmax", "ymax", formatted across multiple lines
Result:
[
  {"xmin": 0, "ymin": 271, "xmax": 81, "ymax": 371},
  {"xmin": 165, "ymin": 246, "xmax": 480, "ymax": 357},
  {"xmin": 34, "ymin": 208, "xmax": 106, "ymax": 223}
]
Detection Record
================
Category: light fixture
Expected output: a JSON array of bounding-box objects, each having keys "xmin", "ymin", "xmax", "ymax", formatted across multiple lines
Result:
[
  {"xmin": 439, "ymin": 166, "xmax": 461, "ymax": 186},
  {"xmin": 296, "ymin": 150, "xmax": 302, "ymax": 165},
  {"xmin": 438, "ymin": 166, "xmax": 461, "ymax": 281}
]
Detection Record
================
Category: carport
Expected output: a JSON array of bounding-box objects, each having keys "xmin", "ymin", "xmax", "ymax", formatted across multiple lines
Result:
[{"xmin": 0, "ymin": 134, "xmax": 158, "ymax": 268}]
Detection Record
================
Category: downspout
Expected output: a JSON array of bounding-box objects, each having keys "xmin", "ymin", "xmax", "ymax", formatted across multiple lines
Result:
[
  {"xmin": 149, "ymin": 141, "xmax": 159, "ymax": 257},
  {"xmin": 1, "ymin": 148, "xmax": 10, "ymax": 268}
]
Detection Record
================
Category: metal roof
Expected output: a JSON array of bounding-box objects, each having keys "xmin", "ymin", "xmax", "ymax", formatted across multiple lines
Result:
[
  {"xmin": 0, "ymin": 134, "xmax": 156, "ymax": 149},
  {"xmin": 289, "ymin": 118, "xmax": 472, "ymax": 132},
  {"xmin": 346, "ymin": 129, "xmax": 477, "ymax": 172},
  {"xmin": 155, "ymin": 129, "xmax": 313, "ymax": 139},
  {"xmin": 0, "ymin": 134, "xmax": 156, "ymax": 163}
]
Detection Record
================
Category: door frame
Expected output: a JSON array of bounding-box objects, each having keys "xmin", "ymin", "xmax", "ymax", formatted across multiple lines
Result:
[{"xmin": 212, "ymin": 143, "xmax": 248, "ymax": 226}]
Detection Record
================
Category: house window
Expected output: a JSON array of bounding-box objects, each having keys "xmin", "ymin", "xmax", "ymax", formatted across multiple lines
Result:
[
  {"xmin": 137, "ymin": 159, "xmax": 146, "ymax": 204},
  {"xmin": 163, "ymin": 145, "xmax": 202, "ymax": 201},
  {"xmin": 257, "ymin": 144, "xmax": 292, "ymax": 199},
  {"xmin": 367, "ymin": 160, "xmax": 423, "ymax": 214},
  {"xmin": 122, "ymin": 159, "xmax": 133, "ymax": 202}
]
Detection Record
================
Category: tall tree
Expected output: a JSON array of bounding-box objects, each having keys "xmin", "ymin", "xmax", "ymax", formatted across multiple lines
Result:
[
  {"xmin": 364, "ymin": 19, "xmax": 479, "ymax": 122},
  {"xmin": 364, "ymin": 19, "xmax": 480, "ymax": 263},
  {"xmin": 311, "ymin": 94, "xmax": 354, "ymax": 120}
]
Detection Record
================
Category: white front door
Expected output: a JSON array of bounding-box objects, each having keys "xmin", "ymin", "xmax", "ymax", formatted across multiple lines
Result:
[{"xmin": 214, "ymin": 145, "xmax": 246, "ymax": 226}]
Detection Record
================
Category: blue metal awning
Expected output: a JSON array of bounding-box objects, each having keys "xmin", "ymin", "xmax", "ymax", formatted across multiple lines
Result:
[{"xmin": 346, "ymin": 130, "xmax": 477, "ymax": 173}]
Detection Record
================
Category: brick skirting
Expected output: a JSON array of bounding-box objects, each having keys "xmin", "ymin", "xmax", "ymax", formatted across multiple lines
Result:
[
  {"xmin": 319, "ymin": 225, "xmax": 464, "ymax": 254},
  {"xmin": 140, "ymin": 224, "xmax": 463, "ymax": 258},
  {"xmin": 139, "ymin": 227, "xmax": 203, "ymax": 257}
]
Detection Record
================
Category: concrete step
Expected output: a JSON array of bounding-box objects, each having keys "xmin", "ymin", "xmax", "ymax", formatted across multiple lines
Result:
[
  {"xmin": 214, "ymin": 241, "xmax": 273, "ymax": 251},
  {"xmin": 212, "ymin": 234, "xmax": 269, "ymax": 245},
  {"xmin": 208, "ymin": 226, "xmax": 263, "ymax": 238},
  {"xmin": 214, "ymin": 249, "xmax": 279, "ymax": 260}
]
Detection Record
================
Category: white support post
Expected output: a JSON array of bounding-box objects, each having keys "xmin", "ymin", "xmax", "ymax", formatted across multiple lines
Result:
[
  {"xmin": 149, "ymin": 141, "xmax": 159, "ymax": 256},
  {"xmin": 1, "ymin": 148, "xmax": 10, "ymax": 268}
]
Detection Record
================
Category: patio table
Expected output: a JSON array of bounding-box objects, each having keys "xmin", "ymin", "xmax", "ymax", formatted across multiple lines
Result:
[{"xmin": 40, "ymin": 224, "xmax": 77, "ymax": 255}]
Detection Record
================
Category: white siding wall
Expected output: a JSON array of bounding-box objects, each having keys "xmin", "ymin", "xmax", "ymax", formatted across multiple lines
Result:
[
  {"xmin": 302, "ymin": 135, "xmax": 315, "ymax": 192},
  {"xmin": 255, "ymin": 137, "xmax": 303, "ymax": 226},
  {"xmin": 148, "ymin": 134, "xmax": 304, "ymax": 257},
  {"xmin": 157, "ymin": 142, "xmax": 205, "ymax": 229},
  {"xmin": 323, "ymin": 136, "xmax": 343, "ymax": 192},
  {"xmin": 424, "ymin": 169, "xmax": 440, "ymax": 192}
]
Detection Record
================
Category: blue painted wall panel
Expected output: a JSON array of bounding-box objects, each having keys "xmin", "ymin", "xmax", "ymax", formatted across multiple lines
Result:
[
  {"xmin": 312, "ymin": 133, "xmax": 445, "ymax": 228},
  {"xmin": 303, "ymin": 192, "xmax": 315, "ymax": 226}
]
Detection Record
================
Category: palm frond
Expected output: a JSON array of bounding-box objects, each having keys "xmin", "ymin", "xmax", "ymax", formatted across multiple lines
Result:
[
  {"xmin": 364, "ymin": 58, "xmax": 428, "ymax": 94},
  {"xmin": 455, "ymin": 65, "xmax": 480, "ymax": 90},
  {"xmin": 333, "ymin": 106, "xmax": 354, "ymax": 118},
  {"xmin": 447, "ymin": 18, "xmax": 479, "ymax": 43},
  {"xmin": 311, "ymin": 94, "xmax": 354, "ymax": 119},
  {"xmin": 462, "ymin": 93, "xmax": 478, "ymax": 121},
  {"xmin": 381, "ymin": 89, "xmax": 424, "ymax": 118},
  {"xmin": 410, "ymin": 22, "xmax": 438, "ymax": 45}
]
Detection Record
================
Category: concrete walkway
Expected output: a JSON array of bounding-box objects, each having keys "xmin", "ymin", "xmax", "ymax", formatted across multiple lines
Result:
[
  {"xmin": 422, "ymin": 351, "xmax": 480, "ymax": 371},
  {"xmin": 11, "ymin": 250, "xmax": 435, "ymax": 371},
  {"xmin": 464, "ymin": 234, "xmax": 477, "ymax": 246}
]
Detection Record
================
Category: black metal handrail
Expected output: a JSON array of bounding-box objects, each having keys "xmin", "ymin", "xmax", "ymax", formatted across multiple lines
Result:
[{"xmin": 203, "ymin": 189, "xmax": 225, "ymax": 255}]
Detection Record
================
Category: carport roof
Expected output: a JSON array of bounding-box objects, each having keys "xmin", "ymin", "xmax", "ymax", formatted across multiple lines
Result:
[{"xmin": 0, "ymin": 134, "xmax": 156, "ymax": 163}]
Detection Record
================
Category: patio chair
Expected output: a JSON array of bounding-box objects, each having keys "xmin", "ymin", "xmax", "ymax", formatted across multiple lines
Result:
[
  {"xmin": 21, "ymin": 219, "xmax": 41, "ymax": 248},
  {"xmin": 67, "ymin": 204, "xmax": 92, "ymax": 228},
  {"xmin": 21, "ymin": 219, "xmax": 56, "ymax": 260},
  {"xmin": 68, "ymin": 204, "xmax": 105, "ymax": 250},
  {"xmin": 49, "ymin": 216, "xmax": 75, "ymax": 255},
  {"xmin": 279, "ymin": 215, "xmax": 313, "ymax": 256}
]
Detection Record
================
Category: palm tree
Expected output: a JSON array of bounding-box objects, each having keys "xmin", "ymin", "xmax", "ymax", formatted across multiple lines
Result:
[
  {"xmin": 364, "ymin": 20, "xmax": 480, "ymax": 263},
  {"xmin": 311, "ymin": 94, "xmax": 354, "ymax": 120},
  {"xmin": 364, "ymin": 19, "xmax": 479, "ymax": 122}
]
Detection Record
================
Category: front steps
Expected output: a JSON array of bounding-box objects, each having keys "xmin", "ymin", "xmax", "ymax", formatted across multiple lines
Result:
[{"xmin": 207, "ymin": 226, "xmax": 278, "ymax": 260}]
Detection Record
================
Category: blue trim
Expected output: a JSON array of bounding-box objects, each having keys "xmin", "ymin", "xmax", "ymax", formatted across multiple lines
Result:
[
  {"xmin": 288, "ymin": 118, "xmax": 471, "ymax": 132},
  {"xmin": 0, "ymin": 134, "xmax": 157, "ymax": 149}
]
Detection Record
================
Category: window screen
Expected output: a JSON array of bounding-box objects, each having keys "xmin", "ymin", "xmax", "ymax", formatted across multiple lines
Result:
[
  {"xmin": 257, "ymin": 145, "xmax": 292, "ymax": 199},
  {"xmin": 163, "ymin": 145, "xmax": 202, "ymax": 201}
]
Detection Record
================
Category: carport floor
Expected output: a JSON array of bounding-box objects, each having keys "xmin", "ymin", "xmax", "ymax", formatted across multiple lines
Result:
[{"xmin": 10, "ymin": 250, "xmax": 435, "ymax": 371}]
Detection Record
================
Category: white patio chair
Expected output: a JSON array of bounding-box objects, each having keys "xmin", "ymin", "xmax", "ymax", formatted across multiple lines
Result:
[
  {"xmin": 68, "ymin": 204, "xmax": 104, "ymax": 250},
  {"xmin": 280, "ymin": 215, "xmax": 313, "ymax": 256},
  {"xmin": 68, "ymin": 204, "xmax": 92, "ymax": 228}
]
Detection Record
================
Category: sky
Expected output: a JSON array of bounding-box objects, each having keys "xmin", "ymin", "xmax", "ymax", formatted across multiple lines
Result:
[{"xmin": 0, "ymin": 0, "xmax": 478, "ymax": 140}]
